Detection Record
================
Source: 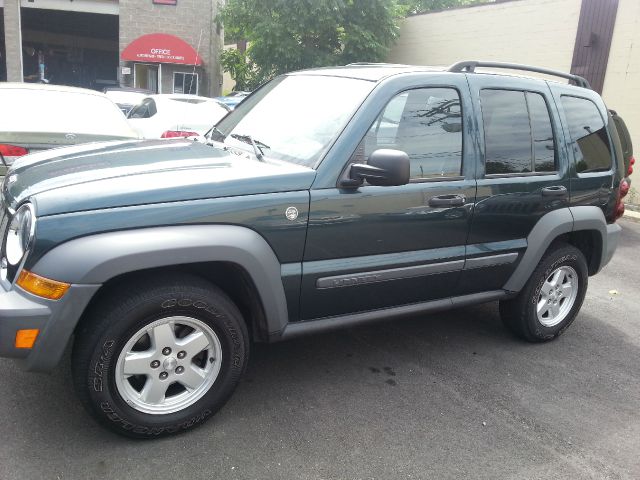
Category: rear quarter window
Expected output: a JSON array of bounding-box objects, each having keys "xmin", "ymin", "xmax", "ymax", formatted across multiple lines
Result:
[
  {"xmin": 128, "ymin": 98, "xmax": 157, "ymax": 119},
  {"xmin": 560, "ymin": 96, "xmax": 612, "ymax": 174}
]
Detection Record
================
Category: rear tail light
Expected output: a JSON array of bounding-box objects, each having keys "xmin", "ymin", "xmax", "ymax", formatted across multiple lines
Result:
[
  {"xmin": 160, "ymin": 130, "xmax": 199, "ymax": 139},
  {"xmin": 0, "ymin": 144, "xmax": 29, "ymax": 161},
  {"xmin": 628, "ymin": 156, "xmax": 635, "ymax": 176},
  {"xmin": 620, "ymin": 179, "xmax": 630, "ymax": 198},
  {"xmin": 612, "ymin": 178, "xmax": 630, "ymax": 222}
]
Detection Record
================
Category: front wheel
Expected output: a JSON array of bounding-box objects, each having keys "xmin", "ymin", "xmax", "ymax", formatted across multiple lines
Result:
[
  {"xmin": 500, "ymin": 244, "xmax": 588, "ymax": 342},
  {"xmin": 72, "ymin": 274, "xmax": 249, "ymax": 438}
]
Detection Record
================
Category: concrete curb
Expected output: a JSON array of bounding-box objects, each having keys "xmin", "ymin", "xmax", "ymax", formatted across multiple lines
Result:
[{"xmin": 623, "ymin": 209, "xmax": 640, "ymax": 222}]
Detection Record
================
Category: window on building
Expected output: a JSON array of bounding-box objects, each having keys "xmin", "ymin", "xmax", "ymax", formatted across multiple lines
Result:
[
  {"xmin": 481, "ymin": 89, "xmax": 557, "ymax": 175},
  {"xmin": 173, "ymin": 72, "xmax": 198, "ymax": 95},
  {"xmin": 561, "ymin": 95, "xmax": 612, "ymax": 173},
  {"xmin": 358, "ymin": 87, "xmax": 463, "ymax": 180}
]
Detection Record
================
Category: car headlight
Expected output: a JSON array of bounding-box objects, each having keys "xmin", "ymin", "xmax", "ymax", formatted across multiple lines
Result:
[{"xmin": 6, "ymin": 203, "xmax": 35, "ymax": 266}]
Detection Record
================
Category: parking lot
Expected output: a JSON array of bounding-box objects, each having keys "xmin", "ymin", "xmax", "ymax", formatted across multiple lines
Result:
[{"xmin": 0, "ymin": 219, "xmax": 638, "ymax": 480}]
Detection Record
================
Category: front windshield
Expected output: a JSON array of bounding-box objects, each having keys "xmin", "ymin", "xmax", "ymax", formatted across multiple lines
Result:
[{"xmin": 213, "ymin": 75, "xmax": 374, "ymax": 168}]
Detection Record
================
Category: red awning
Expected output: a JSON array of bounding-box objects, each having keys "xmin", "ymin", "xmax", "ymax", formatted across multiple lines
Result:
[{"xmin": 121, "ymin": 33, "xmax": 202, "ymax": 65}]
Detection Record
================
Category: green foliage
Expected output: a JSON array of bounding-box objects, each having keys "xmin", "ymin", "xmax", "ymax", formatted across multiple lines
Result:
[
  {"xmin": 220, "ymin": 48, "xmax": 260, "ymax": 91},
  {"xmin": 219, "ymin": 0, "xmax": 494, "ymax": 88},
  {"xmin": 220, "ymin": 0, "xmax": 403, "ymax": 86}
]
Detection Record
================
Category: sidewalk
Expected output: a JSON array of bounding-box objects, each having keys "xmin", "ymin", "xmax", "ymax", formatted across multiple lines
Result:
[{"xmin": 624, "ymin": 209, "xmax": 640, "ymax": 222}]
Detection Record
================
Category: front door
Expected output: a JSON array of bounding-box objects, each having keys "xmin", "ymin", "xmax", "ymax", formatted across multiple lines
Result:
[
  {"xmin": 134, "ymin": 63, "xmax": 159, "ymax": 93},
  {"xmin": 300, "ymin": 83, "xmax": 477, "ymax": 320}
]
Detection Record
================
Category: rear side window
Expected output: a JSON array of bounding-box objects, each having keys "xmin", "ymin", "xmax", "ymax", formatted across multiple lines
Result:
[
  {"xmin": 481, "ymin": 89, "xmax": 557, "ymax": 175},
  {"xmin": 560, "ymin": 96, "xmax": 612, "ymax": 173}
]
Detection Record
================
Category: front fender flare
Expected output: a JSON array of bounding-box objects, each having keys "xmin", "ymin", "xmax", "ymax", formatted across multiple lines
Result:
[{"xmin": 32, "ymin": 225, "xmax": 289, "ymax": 336}]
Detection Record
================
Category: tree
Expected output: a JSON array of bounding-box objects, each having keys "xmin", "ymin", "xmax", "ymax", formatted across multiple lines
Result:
[
  {"xmin": 220, "ymin": 0, "xmax": 403, "ymax": 88},
  {"xmin": 219, "ymin": 0, "xmax": 496, "ymax": 89}
]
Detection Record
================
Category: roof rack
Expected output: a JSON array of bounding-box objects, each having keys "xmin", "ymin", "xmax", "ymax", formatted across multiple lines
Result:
[{"xmin": 447, "ymin": 61, "xmax": 592, "ymax": 90}]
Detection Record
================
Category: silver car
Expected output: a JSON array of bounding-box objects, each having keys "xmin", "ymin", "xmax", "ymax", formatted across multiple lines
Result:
[{"xmin": 0, "ymin": 83, "xmax": 139, "ymax": 177}]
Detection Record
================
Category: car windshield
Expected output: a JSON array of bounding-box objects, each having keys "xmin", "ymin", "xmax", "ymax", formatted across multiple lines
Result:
[
  {"xmin": 213, "ymin": 75, "xmax": 374, "ymax": 167},
  {"xmin": 0, "ymin": 88, "xmax": 136, "ymax": 137}
]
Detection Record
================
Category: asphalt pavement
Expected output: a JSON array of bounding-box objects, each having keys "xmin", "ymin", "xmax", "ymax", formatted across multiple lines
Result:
[{"xmin": 1, "ymin": 220, "xmax": 639, "ymax": 480}]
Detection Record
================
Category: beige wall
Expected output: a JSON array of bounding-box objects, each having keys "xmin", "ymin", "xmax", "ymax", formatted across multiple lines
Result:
[
  {"xmin": 602, "ymin": 0, "xmax": 640, "ymax": 194},
  {"xmin": 388, "ymin": 0, "xmax": 581, "ymax": 71}
]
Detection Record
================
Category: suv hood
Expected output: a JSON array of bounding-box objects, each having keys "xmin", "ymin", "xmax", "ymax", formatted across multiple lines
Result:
[{"xmin": 3, "ymin": 139, "xmax": 316, "ymax": 215}]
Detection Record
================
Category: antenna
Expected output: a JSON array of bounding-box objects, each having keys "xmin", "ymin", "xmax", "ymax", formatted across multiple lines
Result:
[{"xmin": 189, "ymin": 29, "xmax": 204, "ymax": 95}]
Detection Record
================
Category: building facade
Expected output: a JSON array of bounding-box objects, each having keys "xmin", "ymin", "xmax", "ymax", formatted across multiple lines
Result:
[{"xmin": 0, "ymin": 0, "xmax": 223, "ymax": 96}]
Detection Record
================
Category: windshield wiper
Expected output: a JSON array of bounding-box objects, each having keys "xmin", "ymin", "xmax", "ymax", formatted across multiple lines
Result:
[{"xmin": 229, "ymin": 133, "xmax": 270, "ymax": 161}]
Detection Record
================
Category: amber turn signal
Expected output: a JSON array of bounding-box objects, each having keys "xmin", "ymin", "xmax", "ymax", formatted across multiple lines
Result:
[
  {"xmin": 15, "ymin": 329, "xmax": 40, "ymax": 349},
  {"xmin": 17, "ymin": 270, "xmax": 70, "ymax": 300}
]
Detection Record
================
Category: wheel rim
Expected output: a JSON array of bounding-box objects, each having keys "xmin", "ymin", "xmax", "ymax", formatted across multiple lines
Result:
[
  {"xmin": 115, "ymin": 316, "xmax": 222, "ymax": 415},
  {"xmin": 536, "ymin": 265, "xmax": 579, "ymax": 328}
]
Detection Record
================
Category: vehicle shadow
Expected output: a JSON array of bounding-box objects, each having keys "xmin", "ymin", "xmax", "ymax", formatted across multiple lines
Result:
[{"xmin": 2, "ymin": 300, "xmax": 639, "ymax": 479}]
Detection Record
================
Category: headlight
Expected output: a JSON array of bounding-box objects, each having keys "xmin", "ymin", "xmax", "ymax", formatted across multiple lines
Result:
[{"xmin": 6, "ymin": 203, "xmax": 35, "ymax": 266}]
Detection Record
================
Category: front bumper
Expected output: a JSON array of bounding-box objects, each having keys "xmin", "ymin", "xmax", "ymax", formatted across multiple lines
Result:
[{"xmin": 0, "ymin": 282, "xmax": 99, "ymax": 372}]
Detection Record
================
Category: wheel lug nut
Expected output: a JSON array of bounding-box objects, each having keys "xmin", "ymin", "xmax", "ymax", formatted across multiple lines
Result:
[
  {"xmin": 150, "ymin": 360, "xmax": 160, "ymax": 368},
  {"xmin": 159, "ymin": 371, "xmax": 168, "ymax": 380},
  {"xmin": 175, "ymin": 366, "xmax": 184, "ymax": 374},
  {"xmin": 162, "ymin": 347, "xmax": 172, "ymax": 355},
  {"xmin": 177, "ymin": 351, "xmax": 186, "ymax": 359}
]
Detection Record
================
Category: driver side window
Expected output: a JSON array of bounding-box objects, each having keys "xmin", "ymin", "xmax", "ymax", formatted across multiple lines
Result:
[{"xmin": 355, "ymin": 87, "xmax": 463, "ymax": 180}]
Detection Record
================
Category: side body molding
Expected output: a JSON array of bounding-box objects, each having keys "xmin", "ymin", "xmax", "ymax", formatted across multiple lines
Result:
[
  {"xmin": 503, "ymin": 206, "xmax": 609, "ymax": 293},
  {"xmin": 32, "ymin": 225, "xmax": 290, "ymax": 336}
]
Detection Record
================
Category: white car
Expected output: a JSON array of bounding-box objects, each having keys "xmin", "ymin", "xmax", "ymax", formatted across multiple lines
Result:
[
  {"xmin": 0, "ymin": 83, "xmax": 139, "ymax": 176},
  {"xmin": 127, "ymin": 94, "xmax": 230, "ymax": 139},
  {"xmin": 104, "ymin": 87, "xmax": 152, "ymax": 115}
]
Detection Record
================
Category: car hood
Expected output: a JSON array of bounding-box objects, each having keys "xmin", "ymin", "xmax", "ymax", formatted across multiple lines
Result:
[{"xmin": 3, "ymin": 139, "xmax": 316, "ymax": 216}]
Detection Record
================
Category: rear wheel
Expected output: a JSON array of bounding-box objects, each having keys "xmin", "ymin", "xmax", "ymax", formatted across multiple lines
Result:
[
  {"xmin": 72, "ymin": 274, "xmax": 249, "ymax": 438},
  {"xmin": 500, "ymin": 244, "xmax": 588, "ymax": 342}
]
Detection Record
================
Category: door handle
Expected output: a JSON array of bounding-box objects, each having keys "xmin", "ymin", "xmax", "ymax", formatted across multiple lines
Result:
[
  {"xmin": 428, "ymin": 194, "xmax": 466, "ymax": 207},
  {"xmin": 541, "ymin": 186, "xmax": 568, "ymax": 197}
]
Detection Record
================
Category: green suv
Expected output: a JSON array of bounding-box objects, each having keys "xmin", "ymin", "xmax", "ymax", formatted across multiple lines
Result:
[{"xmin": 0, "ymin": 61, "xmax": 631, "ymax": 437}]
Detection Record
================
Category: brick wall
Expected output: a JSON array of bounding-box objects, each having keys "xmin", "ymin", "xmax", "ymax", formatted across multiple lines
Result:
[
  {"xmin": 119, "ymin": 0, "xmax": 222, "ymax": 96},
  {"xmin": 2, "ymin": 0, "xmax": 22, "ymax": 82}
]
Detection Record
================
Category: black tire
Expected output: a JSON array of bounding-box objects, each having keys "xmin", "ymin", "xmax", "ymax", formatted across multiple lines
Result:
[
  {"xmin": 72, "ymin": 274, "xmax": 249, "ymax": 439},
  {"xmin": 499, "ymin": 243, "xmax": 588, "ymax": 342}
]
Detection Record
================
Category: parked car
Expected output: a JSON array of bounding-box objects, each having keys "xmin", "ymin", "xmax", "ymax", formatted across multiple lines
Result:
[
  {"xmin": 127, "ymin": 94, "xmax": 230, "ymax": 139},
  {"xmin": 0, "ymin": 83, "xmax": 139, "ymax": 177},
  {"xmin": 104, "ymin": 86, "xmax": 153, "ymax": 116},
  {"xmin": 0, "ymin": 61, "xmax": 630, "ymax": 438},
  {"xmin": 213, "ymin": 91, "xmax": 251, "ymax": 110}
]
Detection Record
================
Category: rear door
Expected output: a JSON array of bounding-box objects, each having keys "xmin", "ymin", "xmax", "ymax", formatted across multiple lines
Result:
[
  {"xmin": 458, "ymin": 75, "xmax": 570, "ymax": 295},
  {"xmin": 300, "ymin": 74, "xmax": 477, "ymax": 320}
]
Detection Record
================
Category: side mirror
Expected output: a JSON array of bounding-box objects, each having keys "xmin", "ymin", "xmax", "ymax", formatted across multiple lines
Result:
[{"xmin": 348, "ymin": 149, "xmax": 410, "ymax": 187}]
